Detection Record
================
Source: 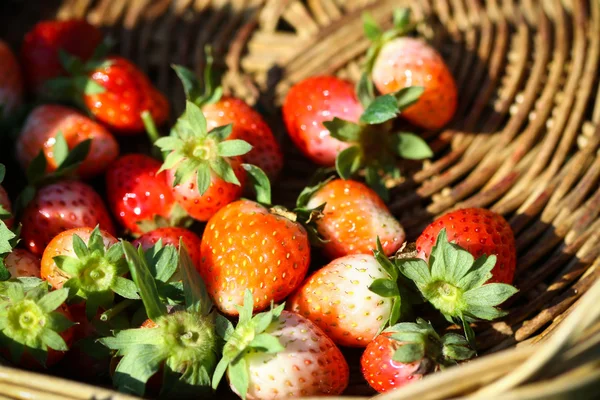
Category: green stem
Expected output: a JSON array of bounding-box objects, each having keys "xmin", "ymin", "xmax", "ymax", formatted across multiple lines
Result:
[
  {"xmin": 142, "ymin": 111, "xmax": 161, "ymax": 144},
  {"xmin": 100, "ymin": 299, "xmax": 136, "ymax": 322}
]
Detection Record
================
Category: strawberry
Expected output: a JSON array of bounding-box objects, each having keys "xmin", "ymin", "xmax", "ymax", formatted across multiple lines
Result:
[
  {"xmin": 155, "ymin": 101, "xmax": 262, "ymax": 222},
  {"xmin": 416, "ymin": 208, "xmax": 516, "ymax": 284},
  {"xmin": 0, "ymin": 165, "xmax": 13, "ymax": 229},
  {"xmin": 212, "ymin": 292, "xmax": 349, "ymax": 399},
  {"xmin": 173, "ymin": 63, "xmax": 283, "ymax": 180},
  {"xmin": 199, "ymin": 199, "xmax": 312, "ymax": 315},
  {"xmin": 133, "ymin": 227, "xmax": 202, "ymax": 270},
  {"xmin": 20, "ymin": 19, "xmax": 103, "ymax": 94},
  {"xmin": 299, "ymin": 178, "xmax": 405, "ymax": 259},
  {"xmin": 100, "ymin": 242, "xmax": 220, "ymax": 397},
  {"xmin": 282, "ymin": 75, "xmax": 363, "ymax": 166},
  {"xmin": 3, "ymin": 249, "xmax": 41, "ymax": 278},
  {"xmin": 284, "ymin": 75, "xmax": 432, "ymax": 200},
  {"xmin": 398, "ymin": 228, "xmax": 518, "ymax": 345},
  {"xmin": 0, "ymin": 39, "xmax": 24, "ymax": 118},
  {"xmin": 40, "ymin": 226, "xmax": 138, "ymax": 319},
  {"xmin": 20, "ymin": 180, "xmax": 116, "ymax": 256},
  {"xmin": 287, "ymin": 244, "xmax": 418, "ymax": 347},
  {"xmin": 0, "ymin": 279, "xmax": 75, "ymax": 368},
  {"xmin": 17, "ymin": 104, "xmax": 119, "ymax": 178},
  {"xmin": 105, "ymin": 154, "xmax": 187, "ymax": 235},
  {"xmin": 361, "ymin": 319, "xmax": 474, "ymax": 393},
  {"xmin": 363, "ymin": 9, "xmax": 457, "ymax": 129}
]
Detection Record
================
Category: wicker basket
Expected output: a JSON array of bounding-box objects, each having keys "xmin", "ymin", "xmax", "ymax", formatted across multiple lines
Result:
[{"xmin": 1, "ymin": 0, "xmax": 600, "ymax": 398}]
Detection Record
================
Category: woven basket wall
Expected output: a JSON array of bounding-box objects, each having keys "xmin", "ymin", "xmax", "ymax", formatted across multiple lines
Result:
[{"xmin": 1, "ymin": 0, "xmax": 600, "ymax": 399}]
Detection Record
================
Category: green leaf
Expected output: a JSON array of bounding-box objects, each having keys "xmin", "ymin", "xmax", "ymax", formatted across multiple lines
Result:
[
  {"xmin": 71, "ymin": 234, "xmax": 89, "ymax": 259},
  {"xmin": 111, "ymin": 277, "xmax": 140, "ymax": 300},
  {"xmin": 237, "ymin": 290, "xmax": 254, "ymax": 324},
  {"xmin": 53, "ymin": 132, "xmax": 69, "ymax": 166},
  {"xmin": 394, "ymin": 133, "xmax": 433, "ymax": 160},
  {"xmin": 429, "ymin": 229, "xmax": 449, "ymax": 280},
  {"xmin": 184, "ymin": 101, "xmax": 207, "ymax": 135},
  {"xmin": 100, "ymin": 328, "xmax": 164, "ymax": 349},
  {"xmin": 179, "ymin": 242, "xmax": 212, "ymax": 315},
  {"xmin": 105, "ymin": 242, "xmax": 125, "ymax": 265},
  {"xmin": 393, "ymin": 86, "xmax": 424, "ymax": 111},
  {"xmin": 122, "ymin": 241, "xmax": 167, "ymax": 321},
  {"xmin": 52, "ymin": 255, "xmax": 81, "ymax": 276},
  {"xmin": 242, "ymin": 164, "xmax": 272, "ymax": 205},
  {"xmin": 73, "ymin": 76, "xmax": 106, "ymax": 95},
  {"xmin": 87, "ymin": 227, "xmax": 106, "ymax": 253},
  {"xmin": 215, "ymin": 314, "xmax": 235, "ymax": 340},
  {"xmin": 0, "ymin": 164, "xmax": 5, "ymax": 183},
  {"xmin": 335, "ymin": 146, "xmax": 362, "ymax": 179},
  {"xmin": 0, "ymin": 259, "xmax": 11, "ymax": 281},
  {"xmin": 37, "ymin": 288, "xmax": 68, "ymax": 313},
  {"xmin": 26, "ymin": 151, "xmax": 47, "ymax": 184},
  {"xmin": 249, "ymin": 333, "xmax": 284, "ymax": 354},
  {"xmin": 463, "ymin": 283, "xmax": 518, "ymax": 308},
  {"xmin": 192, "ymin": 163, "xmax": 211, "ymax": 196},
  {"xmin": 48, "ymin": 311, "xmax": 75, "ymax": 333},
  {"xmin": 172, "ymin": 64, "xmax": 203, "ymax": 101},
  {"xmin": 458, "ymin": 255, "xmax": 497, "ymax": 291},
  {"xmin": 57, "ymin": 139, "xmax": 91, "ymax": 171},
  {"xmin": 40, "ymin": 328, "xmax": 68, "ymax": 351},
  {"xmin": 0, "ymin": 222, "xmax": 16, "ymax": 254},
  {"xmin": 58, "ymin": 49, "xmax": 83, "ymax": 73},
  {"xmin": 211, "ymin": 356, "xmax": 230, "ymax": 390},
  {"xmin": 369, "ymin": 279, "xmax": 399, "ymax": 298},
  {"xmin": 151, "ymin": 245, "xmax": 178, "ymax": 283},
  {"xmin": 393, "ymin": 8, "xmax": 411, "ymax": 29},
  {"xmin": 356, "ymin": 73, "xmax": 375, "ymax": 108},
  {"xmin": 113, "ymin": 344, "xmax": 165, "ymax": 396},
  {"xmin": 364, "ymin": 166, "xmax": 389, "ymax": 202},
  {"xmin": 209, "ymin": 157, "xmax": 240, "ymax": 186},
  {"xmin": 359, "ymin": 95, "xmax": 399, "ymax": 125},
  {"xmin": 392, "ymin": 342, "xmax": 424, "ymax": 363},
  {"xmin": 442, "ymin": 333, "xmax": 475, "ymax": 361},
  {"xmin": 208, "ymin": 124, "xmax": 233, "ymax": 141},
  {"xmin": 228, "ymin": 358, "xmax": 249, "ymax": 400},
  {"xmin": 461, "ymin": 317, "xmax": 476, "ymax": 349},
  {"xmin": 397, "ymin": 258, "xmax": 431, "ymax": 286},
  {"xmin": 389, "ymin": 297, "xmax": 402, "ymax": 327},
  {"xmin": 323, "ymin": 118, "xmax": 362, "ymax": 142},
  {"xmin": 465, "ymin": 305, "xmax": 508, "ymax": 321},
  {"xmin": 374, "ymin": 237, "xmax": 398, "ymax": 279},
  {"xmin": 154, "ymin": 136, "xmax": 183, "ymax": 152},
  {"xmin": 217, "ymin": 139, "xmax": 252, "ymax": 157},
  {"xmin": 362, "ymin": 13, "xmax": 382, "ymax": 41}
]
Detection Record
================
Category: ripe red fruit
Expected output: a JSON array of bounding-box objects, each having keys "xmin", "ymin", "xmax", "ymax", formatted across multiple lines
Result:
[
  {"xmin": 20, "ymin": 19, "xmax": 103, "ymax": 94},
  {"xmin": 4, "ymin": 248, "xmax": 40, "ymax": 278},
  {"xmin": 20, "ymin": 180, "xmax": 116, "ymax": 256},
  {"xmin": 203, "ymin": 97, "xmax": 283, "ymax": 180},
  {"xmin": 282, "ymin": 76, "xmax": 364, "ymax": 166},
  {"xmin": 301, "ymin": 179, "xmax": 405, "ymax": 259},
  {"xmin": 199, "ymin": 199, "xmax": 310, "ymax": 315},
  {"xmin": 416, "ymin": 208, "xmax": 516, "ymax": 284},
  {"xmin": 105, "ymin": 154, "xmax": 180, "ymax": 235},
  {"xmin": 0, "ymin": 185, "xmax": 13, "ymax": 230},
  {"xmin": 0, "ymin": 39, "xmax": 24, "ymax": 117},
  {"xmin": 133, "ymin": 227, "xmax": 202, "ymax": 270},
  {"xmin": 83, "ymin": 56, "xmax": 169, "ymax": 134},
  {"xmin": 17, "ymin": 104, "xmax": 119, "ymax": 178}
]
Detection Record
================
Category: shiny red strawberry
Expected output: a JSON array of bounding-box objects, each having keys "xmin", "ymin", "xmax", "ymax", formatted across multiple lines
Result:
[
  {"xmin": 364, "ymin": 10, "xmax": 457, "ymax": 129},
  {"xmin": 20, "ymin": 180, "xmax": 116, "ymax": 256},
  {"xmin": 105, "ymin": 154, "xmax": 184, "ymax": 235},
  {"xmin": 173, "ymin": 64, "xmax": 283, "ymax": 180},
  {"xmin": 20, "ymin": 19, "xmax": 103, "ymax": 94},
  {"xmin": 17, "ymin": 104, "xmax": 119, "ymax": 178},
  {"xmin": 133, "ymin": 227, "xmax": 202, "ymax": 270},
  {"xmin": 0, "ymin": 39, "xmax": 24, "ymax": 117},
  {"xmin": 282, "ymin": 76, "xmax": 363, "ymax": 166},
  {"xmin": 416, "ymin": 208, "xmax": 516, "ymax": 284}
]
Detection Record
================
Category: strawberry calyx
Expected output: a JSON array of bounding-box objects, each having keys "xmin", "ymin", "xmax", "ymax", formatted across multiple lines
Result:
[
  {"xmin": 172, "ymin": 46, "xmax": 223, "ymax": 108},
  {"xmin": 324, "ymin": 87, "xmax": 432, "ymax": 201},
  {"xmin": 397, "ymin": 229, "xmax": 519, "ymax": 347},
  {"xmin": 0, "ymin": 165, "xmax": 19, "ymax": 281},
  {"xmin": 362, "ymin": 8, "xmax": 416, "ymax": 80},
  {"xmin": 0, "ymin": 279, "xmax": 74, "ymax": 366},
  {"xmin": 99, "ymin": 241, "xmax": 219, "ymax": 397},
  {"xmin": 53, "ymin": 227, "xmax": 139, "ymax": 320},
  {"xmin": 212, "ymin": 290, "xmax": 285, "ymax": 400},
  {"xmin": 133, "ymin": 203, "xmax": 192, "ymax": 237},
  {"xmin": 155, "ymin": 100, "xmax": 254, "ymax": 195},
  {"xmin": 385, "ymin": 318, "xmax": 474, "ymax": 369}
]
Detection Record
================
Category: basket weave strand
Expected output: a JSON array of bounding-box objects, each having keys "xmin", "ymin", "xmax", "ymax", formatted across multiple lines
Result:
[{"xmin": 0, "ymin": 0, "xmax": 599, "ymax": 398}]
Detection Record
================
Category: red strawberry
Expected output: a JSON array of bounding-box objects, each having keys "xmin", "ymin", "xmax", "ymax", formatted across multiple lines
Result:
[
  {"xmin": 200, "ymin": 199, "xmax": 311, "ymax": 315},
  {"xmin": 20, "ymin": 180, "xmax": 116, "ymax": 256},
  {"xmin": 17, "ymin": 104, "xmax": 119, "ymax": 178},
  {"xmin": 300, "ymin": 179, "xmax": 405, "ymax": 259},
  {"xmin": 4, "ymin": 248, "xmax": 41, "ymax": 278},
  {"xmin": 213, "ymin": 294, "xmax": 349, "ymax": 399},
  {"xmin": 133, "ymin": 227, "xmax": 202, "ymax": 270},
  {"xmin": 416, "ymin": 208, "xmax": 516, "ymax": 284},
  {"xmin": 172, "ymin": 63, "xmax": 283, "ymax": 180},
  {"xmin": 282, "ymin": 76, "xmax": 363, "ymax": 166},
  {"xmin": 203, "ymin": 97, "xmax": 283, "ymax": 179},
  {"xmin": 0, "ymin": 280, "xmax": 75, "ymax": 368},
  {"xmin": 361, "ymin": 319, "xmax": 474, "ymax": 393},
  {"xmin": 155, "ymin": 101, "xmax": 257, "ymax": 222},
  {"xmin": 0, "ymin": 165, "xmax": 13, "ymax": 229},
  {"xmin": 288, "ymin": 251, "xmax": 411, "ymax": 347},
  {"xmin": 82, "ymin": 56, "xmax": 169, "ymax": 134},
  {"xmin": 0, "ymin": 39, "xmax": 24, "ymax": 117},
  {"xmin": 20, "ymin": 19, "xmax": 103, "ymax": 94},
  {"xmin": 105, "ymin": 154, "xmax": 182, "ymax": 235},
  {"xmin": 364, "ymin": 10, "xmax": 457, "ymax": 129}
]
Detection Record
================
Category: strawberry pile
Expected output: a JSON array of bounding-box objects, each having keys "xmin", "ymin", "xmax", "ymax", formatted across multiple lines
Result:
[{"xmin": 0, "ymin": 10, "xmax": 518, "ymax": 399}]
